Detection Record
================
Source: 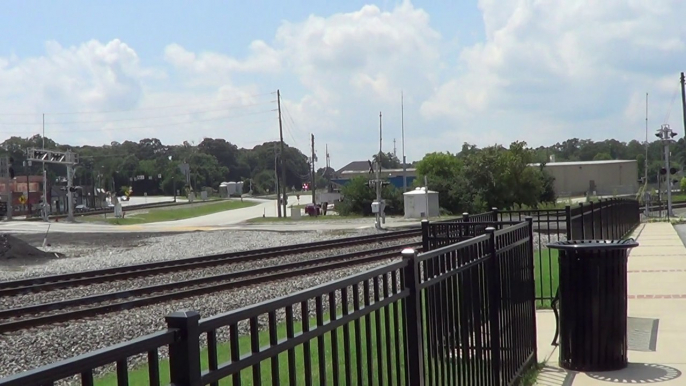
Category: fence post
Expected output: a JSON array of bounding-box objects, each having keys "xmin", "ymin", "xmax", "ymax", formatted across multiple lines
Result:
[
  {"xmin": 492, "ymin": 207, "xmax": 499, "ymax": 222},
  {"xmin": 565, "ymin": 205, "xmax": 573, "ymax": 240},
  {"xmin": 608, "ymin": 199, "xmax": 619, "ymax": 240},
  {"xmin": 486, "ymin": 227, "xmax": 502, "ymax": 385},
  {"xmin": 598, "ymin": 199, "xmax": 604, "ymax": 239},
  {"xmin": 578, "ymin": 203, "xmax": 585, "ymax": 239},
  {"xmin": 589, "ymin": 201, "xmax": 595, "ymax": 239},
  {"xmin": 525, "ymin": 217, "xmax": 539, "ymax": 362},
  {"xmin": 462, "ymin": 212, "xmax": 469, "ymax": 222},
  {"xmin": 166, "ymin": 310, "xmax": 201, "ymax": 386},
  {"xmin": 402, "ymin": 248, "xmax": 425, "ymax": 386},
  {"xmin": 421, "ymin": 219, "xmax": 430, "ymax": 251}
]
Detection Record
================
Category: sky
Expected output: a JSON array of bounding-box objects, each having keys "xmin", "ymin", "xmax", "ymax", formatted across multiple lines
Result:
[{"xmin": 0, "ymin": 1, "xmax": 685, "ymax": 170}]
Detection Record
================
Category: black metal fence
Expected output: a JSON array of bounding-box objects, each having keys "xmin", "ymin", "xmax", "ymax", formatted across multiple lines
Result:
[
  {"xmin": 0, "ymin": 222, "xmax": 538, "ymax": 386},
  {"xmin": 428, "ymin": 198, "xmax": 641, "ymax": 306}
]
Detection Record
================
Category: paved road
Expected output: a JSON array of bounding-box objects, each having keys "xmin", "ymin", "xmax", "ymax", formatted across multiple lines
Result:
[
  {"xmin": 0, "ymin": 195, "xmax": 426, "ymax": 234},
  {"xmin": 0, "ymin": 196, "xmax": 342, "ymax": 234}
]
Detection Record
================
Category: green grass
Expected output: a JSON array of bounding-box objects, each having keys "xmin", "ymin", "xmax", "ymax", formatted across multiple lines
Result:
[
  {"xmin": 533, "ymin": 248, "xmax": 559, "ymax": 308},
  {"xmin": 80, "ymin": 200, "xmax": 257, "ymax": 225},
  {"xmin": 96, "ymin": 305, "xmax": 409, "ymax": 386},
  {"xmin": 95, "ymin": 298, "xmax": 539, "ymax": 386}
]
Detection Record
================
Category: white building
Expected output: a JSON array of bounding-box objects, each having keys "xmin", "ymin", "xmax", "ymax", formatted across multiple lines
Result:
[{"xmin": 403, "ymin": 187, "xmax": 440, "ymax": 219}]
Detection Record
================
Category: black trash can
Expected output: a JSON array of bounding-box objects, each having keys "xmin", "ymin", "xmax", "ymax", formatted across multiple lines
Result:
[{"xmin": 547, "ymin": 239, "xmax": 639, "ymax": 372}]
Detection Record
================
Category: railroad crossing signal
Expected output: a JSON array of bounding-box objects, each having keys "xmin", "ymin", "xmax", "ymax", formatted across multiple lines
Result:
[{"xmin": 26, "ymin": 148, "xmax": 79, "ymax": 165}]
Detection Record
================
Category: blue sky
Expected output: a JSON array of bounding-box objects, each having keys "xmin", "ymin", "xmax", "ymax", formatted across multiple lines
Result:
[{"xmin": 1, "ymin": 1, "xmax": 685, "ymax": 169}]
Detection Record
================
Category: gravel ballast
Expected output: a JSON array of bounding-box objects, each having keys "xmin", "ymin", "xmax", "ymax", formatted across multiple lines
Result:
[
  {"xmin": 0, "ymin": 258, "xmax": 399, "ymax": 381},
  {"xmin": 0, "ymin": 227, "xmax": 563, "ymax": 382},
  {"xmin": 0, "ymin": 229, "xmax": 385, "ymax": 281},
  {"xmin": 0, "ymin": 237, "xmax": 420, "ymax": 311}
]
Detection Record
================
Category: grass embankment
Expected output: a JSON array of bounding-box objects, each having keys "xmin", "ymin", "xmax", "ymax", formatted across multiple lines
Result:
[
  {"xmin": 98, "ymin": 307, "xmax": 407, "ymax": 385},
  {"xmin": 81, "ymin": 200, "xmax": 257, "ymax": 225}
]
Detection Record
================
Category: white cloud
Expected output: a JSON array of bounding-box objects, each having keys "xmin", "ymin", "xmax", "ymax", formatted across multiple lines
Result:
[
  {"xmin": 2, "ymin": 1, "xmax": 686, "ymax": 167},
  {"xmin": 421, "ymin": 0, "xmax": 686, "ymax": 148},
  {"xmin": 0, "ymin": 39, "xmax": 146, "ymax": 116}
]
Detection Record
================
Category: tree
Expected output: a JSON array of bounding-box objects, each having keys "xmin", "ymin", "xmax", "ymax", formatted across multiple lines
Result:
[
  {"xmin": 336, "ymin": 176, "xmax": 403, "ymax": 216},
  {"xmin": 372, "ymin": 152, "xmax": 401, "ymax": 169},
  {"xmin": 198, "ymin": 138, "xmax": 240, "ymax": 179}
]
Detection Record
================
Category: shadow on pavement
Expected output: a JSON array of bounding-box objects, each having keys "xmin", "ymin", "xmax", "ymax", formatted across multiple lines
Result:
[
  {"xmin": 586, "ymin": 363, "xmax": 682, "ymax": 383},
  {"xmin": 536, "ymin": 366, "xmax": 576, "ymax": 385}
]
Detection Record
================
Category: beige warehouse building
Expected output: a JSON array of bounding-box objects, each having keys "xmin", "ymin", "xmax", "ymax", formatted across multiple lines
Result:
[{"xmin": 531, "ymin": 160, "xmax": 639, "ymax": 197}]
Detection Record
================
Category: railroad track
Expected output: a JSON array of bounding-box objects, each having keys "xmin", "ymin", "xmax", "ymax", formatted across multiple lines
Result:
[
  {"xmin": 0, "ymin": 231, "xmax": 421, "ymax": 332},
  {"xmin": 0, "ymin": 229, "xmax": 421, "ymax": 297}
]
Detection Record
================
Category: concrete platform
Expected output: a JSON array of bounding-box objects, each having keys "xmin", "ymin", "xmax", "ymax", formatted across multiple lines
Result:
[{"xmin": 535, "ymin": 222, "xmax": 686, "ymax": 385}]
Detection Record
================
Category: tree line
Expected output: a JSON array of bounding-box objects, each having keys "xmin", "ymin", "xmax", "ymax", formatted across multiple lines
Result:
[
  {"xmin": 338, "ymin": 136, "xmax": 679, "ymax": 215},
  {"xmin": 1, "ymin": 134, "xmax": 675, "ymax": 212},
  {"xmin": 0, "ymin": 135, "xmax": 313, "ymax": 197}
]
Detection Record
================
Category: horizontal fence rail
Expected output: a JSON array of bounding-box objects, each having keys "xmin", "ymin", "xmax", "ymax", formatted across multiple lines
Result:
[
  {"xmin": 426, "ymin": 198, "xmax": 641, "ymax": 307},
  {"xmin": 0, "ymin": 330, "xmax": 177, "ymax": 386},
  {"xmin": 0, "ymin": 218, "xmax": 542, "ymax": 386},
  {"xmin": 417, "ymin": 221, "xmax": 538, "ymax": 385}
]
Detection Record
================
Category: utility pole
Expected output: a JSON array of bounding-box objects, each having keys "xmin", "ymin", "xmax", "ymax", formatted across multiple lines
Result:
[
  {"xmin": 644, "ymin": 92, "xmax": 649, "ymax": 217},
  {"xmin": 680, "ymin": 72, "xmax": 685, "ymax": 136},
  {"xmin": 401, "ymin": 91, "xmax": 407, "ymax": 193},
  {"xmin": 1, "ymin": 156, "xmax": 12, "ymax": 220},
  {"xmin": 311, "ymin": 134, "xmax": 316, "ymax": 206},
  {"xmin": 393, "ymin": 138, "xmax": 397, "ymax": 158},
  {"xmin": 42, "ymin": 113, "xmax": 48, "ymax": 221},
  {"xmin": 375, "ymin": 111, "xmax": 383, "ymax": 230},
  {"xmin": 274, "ymin": 145, "xmax": 281, "ymax": 218},
  {"xmin": 656, "ymin": 124, "xmax": 678, "ymax": 217},
  {"xmin": 325, "ymin": 144, "xmax": 330, "ymax": 192},
  {"xmin": 66, "ymin": 154, "xmax": 74, "ymax": 222},
  {"xmin": 277, "ymin": 89, "xmax": 287, "ymax": 216}
]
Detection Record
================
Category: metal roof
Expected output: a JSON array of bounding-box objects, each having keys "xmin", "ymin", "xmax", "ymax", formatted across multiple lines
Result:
[{"xmin": 530, "ymin": 160, "xmax": 637, "ymax": 167}]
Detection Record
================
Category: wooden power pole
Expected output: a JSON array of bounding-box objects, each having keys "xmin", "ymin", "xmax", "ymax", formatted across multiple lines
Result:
[
  {"xmin": 277, "ymin": 89, "xmax": 287, "ymax": 217},
  {"xmin": 311, "ymin": 134, "xmax": 316, "ymax": 205},
  {"xmin": 680, "ymin": 72, "xmax": 685, "ymax": 136}
]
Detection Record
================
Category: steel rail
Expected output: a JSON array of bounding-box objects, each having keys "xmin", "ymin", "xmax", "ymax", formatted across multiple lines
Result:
[
  {"xmin": 0, "ymin": 242, "xmax": 420, "ymax": 332},
  {"xmin": 0, "ymin": 229, "xmax": 421, "ymax": 296}
]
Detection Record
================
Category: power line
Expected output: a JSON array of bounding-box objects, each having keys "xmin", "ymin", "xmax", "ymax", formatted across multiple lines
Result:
[
  {"xmin": 664, "ymin": 86, "xmax": 680, "ymax": 124},
  {"xmin": 281, "ymin": 113, "xmax": 299, "ymax": 146},
  {"xmin": 0, "ymin": 100, "xmax": 274, "ymax": 126},
  {"xmin": 0, "ymin": 91, "xmax": 274, "ymax": 117},
  {"xmin": 1, "ymin": 109, "xmax": 275, "ymax": 134}
]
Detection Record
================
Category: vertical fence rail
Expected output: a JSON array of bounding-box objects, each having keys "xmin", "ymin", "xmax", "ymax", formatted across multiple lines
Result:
[{"xmin": 0, "ymin": 200, "xmax": 642, "ymax": 386}]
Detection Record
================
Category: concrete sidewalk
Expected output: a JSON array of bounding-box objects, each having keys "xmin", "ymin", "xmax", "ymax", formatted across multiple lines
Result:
[{"xmin": 535, "ymin": 222, "xmax": 686, "ymax": 385}]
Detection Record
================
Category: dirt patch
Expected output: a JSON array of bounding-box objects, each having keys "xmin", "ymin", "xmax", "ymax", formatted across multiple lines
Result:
[{"xmin": 0, "ymin": 233, "xmax": 64, "ymax": 261}]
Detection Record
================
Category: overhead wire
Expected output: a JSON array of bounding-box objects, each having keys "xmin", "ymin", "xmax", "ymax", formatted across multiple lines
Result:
[
  {"xmin": 663, "ymin": 83, "xmax": 680, "ymax": 124},
  {"xmin": 0, "ymin": 100, "xmax": 274, "ymax": 126},
  {"xmin": 0, "ymin": 91, "xmax": 274, "ymax": 116},
  {"xmin": 1, "ymin": 109, "xmax": 275, "ymax": 135}
]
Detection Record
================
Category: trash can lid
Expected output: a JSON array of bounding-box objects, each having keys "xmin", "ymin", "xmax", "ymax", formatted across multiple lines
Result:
[{"xmin": 546, "ymin": 239, "xmax": 639, "ymax": 251}]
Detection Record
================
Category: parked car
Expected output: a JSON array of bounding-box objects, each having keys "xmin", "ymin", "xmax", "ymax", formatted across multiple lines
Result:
[{"xmin": 304, "ymin": 203, "xmax": 322, "ymax": 216}]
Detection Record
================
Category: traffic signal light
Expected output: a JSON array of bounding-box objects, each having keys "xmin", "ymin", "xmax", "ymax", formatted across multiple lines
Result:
[
  {"xmin": 660, "ymin": 168, "xmax": 667, "ymax": 175},
  {"xmin": 670, "ymin": 167, "xmax": 678, "ymax": 175}
]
